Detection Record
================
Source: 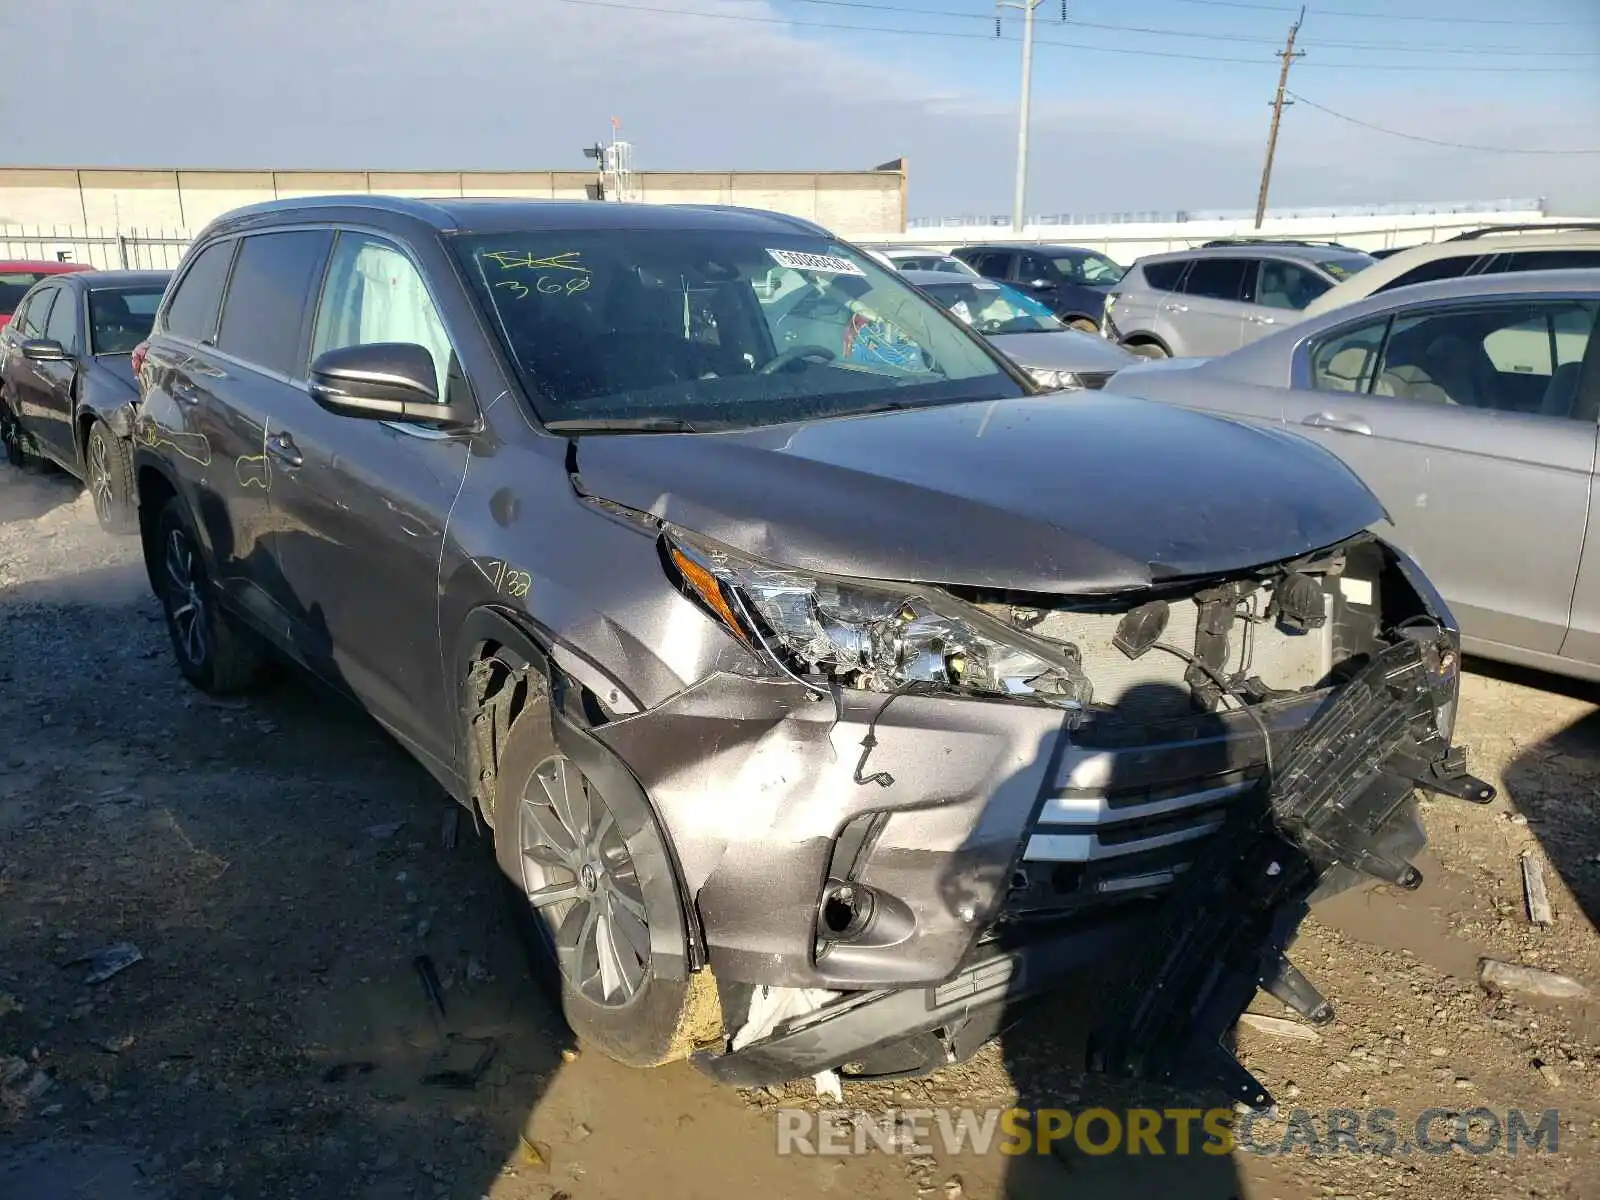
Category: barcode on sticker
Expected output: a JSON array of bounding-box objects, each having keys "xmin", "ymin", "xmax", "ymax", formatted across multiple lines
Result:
[{"xmin": 767, "ymin": 249, "xmax": 866, "ymax": 276}]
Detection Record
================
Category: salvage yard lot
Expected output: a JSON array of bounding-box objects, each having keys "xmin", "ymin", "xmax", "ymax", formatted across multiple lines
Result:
[{"xmin": 2, "ymin": 466, "xmax": 1598, "ymax": 1200}]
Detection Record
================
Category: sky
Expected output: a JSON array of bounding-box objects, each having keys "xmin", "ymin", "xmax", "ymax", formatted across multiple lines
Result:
[{"xmin": 3, "ymin": 0, "xmax": 1598, "ymax": 219}]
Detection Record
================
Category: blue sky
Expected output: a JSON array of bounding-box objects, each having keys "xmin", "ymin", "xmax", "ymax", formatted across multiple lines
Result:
[{"xmin": 3, "ymin": 0, "xmax": 1597, "ymax": 217}]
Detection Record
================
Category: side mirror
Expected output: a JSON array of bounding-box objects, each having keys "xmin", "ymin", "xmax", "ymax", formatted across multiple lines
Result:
[
  {"xmin": 1025, "ymin": 278, "xmax": 1057, "ymax": 292},
  {"xmin": 308, "ymin": 343, "xmax": 475, "ymax": 430},
  {"xmin": 22, "ymin": 338, "xmax": 67, "ymax": 362}
]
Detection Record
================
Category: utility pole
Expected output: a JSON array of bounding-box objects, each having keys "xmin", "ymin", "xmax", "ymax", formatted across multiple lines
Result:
[
  {"xmin": 1254, "ymin": 6, "xmax": 1305, "ymax": 229},
  {"xmin": 998, "ymin": 0, "xmax": 1048, "ymax": 234}
]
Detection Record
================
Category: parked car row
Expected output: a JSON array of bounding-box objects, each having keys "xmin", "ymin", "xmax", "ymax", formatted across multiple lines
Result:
[{"xmin": 0, "ymin": 197, "xmax": 1493, "ymax": 1107}]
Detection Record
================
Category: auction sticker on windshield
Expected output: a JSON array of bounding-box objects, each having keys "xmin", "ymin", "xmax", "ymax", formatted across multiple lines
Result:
[{"xmin": 768, "ymin": 249, "xmax": 866, "ymax": 276}]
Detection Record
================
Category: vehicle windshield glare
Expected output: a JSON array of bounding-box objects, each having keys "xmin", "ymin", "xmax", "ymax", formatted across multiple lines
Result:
[
  {"xmin": 88, "ymin": 287, "xmax": 164, "ymax": 354},
  {"xmin": 0, "ymin": 271, "xmax": 53, "ymax": 313},
  {"xmin": 452, "ymin": 232, "xmax": 1023, "ymax": 431},
  {"xmin": 1052, "ymin": 252, "xmax": 1125, "ymax": 285},
  {"xmin": 922, "ymin": 279, "xmax": 1063, "ymax": 335}
]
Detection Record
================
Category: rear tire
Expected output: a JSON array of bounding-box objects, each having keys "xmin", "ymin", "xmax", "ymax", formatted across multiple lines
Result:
[
  {"xmin": 491, "ymin": 682, "xmax": 714, "ymax": 1067},
  {"xmin": 85, "ymin": 420, "xmax": 137, "ymax": 535},
  {"xmin": 152, "ymin": 497, "xmax": 269, "ymax": 694},
  {"xmin": 1126, "ymin": 341, "xmax": 1169, "ymax": 360}
]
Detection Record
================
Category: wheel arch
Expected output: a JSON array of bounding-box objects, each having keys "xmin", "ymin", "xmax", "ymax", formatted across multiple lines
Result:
[
  {"xmin": 134, "ymin": 459, "xmax": 182, "ymax": 595},
  {"xmin": 453, "ymin": 605, "xmax": 702, "ymax": 976},
  {"xmin": 1120, "ymin": 332, "xmax": 1173, "ymax": 355}
]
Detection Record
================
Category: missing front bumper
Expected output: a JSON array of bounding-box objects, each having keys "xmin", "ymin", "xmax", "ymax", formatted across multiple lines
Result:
[{"xmin": 692, "ymin": 634, "xmax": 1492, "ymax": 1099}]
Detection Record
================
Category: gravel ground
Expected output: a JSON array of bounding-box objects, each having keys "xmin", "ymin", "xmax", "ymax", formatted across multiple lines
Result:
[{"xmin": 1, "ymin": 464, "xmax": 1597, "ymax": 1200}]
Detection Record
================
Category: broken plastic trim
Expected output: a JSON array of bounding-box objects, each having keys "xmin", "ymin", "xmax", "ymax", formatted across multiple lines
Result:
[{"xmin": 1084, "ymin": 630, "xmax": 1494, "ymax": 1110}]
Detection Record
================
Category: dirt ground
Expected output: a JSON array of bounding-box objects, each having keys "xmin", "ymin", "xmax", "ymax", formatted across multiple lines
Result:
[{"xmin": 1, "ymin": 464, "xmax": 1597, "ymax": 1200}]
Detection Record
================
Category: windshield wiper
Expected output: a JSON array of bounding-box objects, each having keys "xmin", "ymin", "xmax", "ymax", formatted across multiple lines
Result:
[{"xmin": 545, "ymin": 416, "xmax": 699, "ymax": 434}]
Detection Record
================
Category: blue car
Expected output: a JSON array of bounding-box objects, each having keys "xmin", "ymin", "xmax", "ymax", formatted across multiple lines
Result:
[{"xmin": 951, "ymin": 243, "xmax": 1126, "ymax": 332}]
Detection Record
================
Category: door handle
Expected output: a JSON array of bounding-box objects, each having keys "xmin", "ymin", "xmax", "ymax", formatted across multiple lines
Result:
[
  {"xmin": 1302, "ymin": 412, "xmax": 1372, "ymax": 436},
  {"xmin": 1161, "ymin": 303, "xmax": 1189, "ymax": 313},
  {"xmin": 265, "ymin": 431, "xmax": 303, "ymax": 467},
  {"xmin": 171, "ymin": 381, "xmax": 201, "ymax": 406},
  {"xmin": 1250, "ymin": 314, "xmax": 1278, "ymax": 325}
]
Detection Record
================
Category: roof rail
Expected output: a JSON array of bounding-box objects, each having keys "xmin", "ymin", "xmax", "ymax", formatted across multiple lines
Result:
[
  {"xmin": 1198, "ymin": 237, "xmax": 1362, "ymax": 252},
  {"xmin": 1448, "ymin": 221, "xmax": 1600, "ymax": 241}
]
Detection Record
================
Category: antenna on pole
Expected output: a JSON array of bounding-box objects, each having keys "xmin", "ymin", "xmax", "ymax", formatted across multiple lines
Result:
[{"xmin": 1254, "ymin": 6, "xmax": 1305, "ymax": 229}]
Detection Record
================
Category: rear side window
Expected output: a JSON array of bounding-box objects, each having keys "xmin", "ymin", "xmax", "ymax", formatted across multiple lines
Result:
[
  {"xmin": 164, "ymin": 240, "xmax": 237, "ymax": 341},
  {"xmin": 1140, "ymin": 261, "xmax": 1187, "ymax": 292},
  {"xmin": 1182, "ymin": 258, "xmax": 1249, "ymax": 302},
  {"xmin": 1375, "ymin": 253, "xmax": 1479, "ymax": 294},
  {"xmin": 217, "ymin": 230, "xmax": 333, "ymax": 376},
  {"xmin": 1490, "ymin": 249, "xmax": 1600, "ymax": 273},
  {"xmin": 970, "ymin": 252, "xmax": 1012, "ymax": 278}
]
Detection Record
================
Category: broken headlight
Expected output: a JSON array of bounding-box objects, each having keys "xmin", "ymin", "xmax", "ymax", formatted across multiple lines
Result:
[
  {"xmin": 666, "ymin": 533, "xmax": 1092, "ymax": 715},
  {"xmin": 1398, "ymin": 622, "xmax": 1462, "ymax": 744}
]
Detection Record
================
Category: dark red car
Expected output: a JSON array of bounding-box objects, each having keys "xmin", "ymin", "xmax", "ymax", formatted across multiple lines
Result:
[{"xmin": 0, "ymin": 260, "xmax": 93, "ymax": 327}]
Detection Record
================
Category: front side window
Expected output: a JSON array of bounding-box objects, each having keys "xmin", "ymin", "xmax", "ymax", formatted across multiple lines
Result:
[
  {"xmin": 20, "ymin": 287, "xmax": 55, "ymax": 339},
  {"xmin": 44, "ymin": 287, "xmax": 78, "ymax": 349},
  {"xmin": 88, "ymin": 287, "xmax": 165, "ymax": 355},
  {"xmin": 1310, "ymin": 317, "xmax": 1389, "ymax": 394},
  {"xmin": 922, "ymin": 280, "xmax": 1062, "ymax": 334},
  {"xmin": 1016, "ymin": 253, "xmax": 1055, "ymax": 285},
  {"xmin": 969, "ymin": 252, "xmax": 1013, "ymax": 279},
  {"xmin": 1255, "ymin": 260, "xmax": 1332, "ymax": 311},
  {"xmin": 1051, "ymin": 252, "xmax": 1124, "ymax": 285},
  {"xmin": 453, "ymin": 231, "xmax": 1021, "ymax": 431},
  {"xmin": 217, "ymin": 230, "xmax": 333, "ymax": 376},
  {"xmin": 1371, "ymin": 299, "xmax": 1599, "ymax": 416},
  {"xmin": 164, "ymin": 240, "xmax": 236, "ymax": 341},
  {"xmin": 312, "ymin": 233, "xmax": 454, "ymax": 398},
  {"xmin": 1182, "ymin": 258, "xmax": 1249, "ymax": 302}
]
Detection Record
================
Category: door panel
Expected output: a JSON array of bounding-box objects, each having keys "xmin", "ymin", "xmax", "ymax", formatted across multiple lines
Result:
[
  {"xmin": 35, "ymin": 285, "xmax": 82, "ymax": 463},
  {"xmin": 272, "ymin": 230, "xmax": 470, "ymax": 765},
  {"xmin": 1290, "ymin": 298, "xmax": 1600, "ymax": 655},
  {"xmin": 1168, "ymin": 258, "xmax": 1251, "ymax": 357}
]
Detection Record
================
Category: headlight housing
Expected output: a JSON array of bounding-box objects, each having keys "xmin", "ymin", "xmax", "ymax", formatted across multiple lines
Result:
[
  {"xmin": 1027, "ymin": 366, "xmax": 1082, "ymax": 391},
  {"xmin": 1398, "ymin": 622, "xmax": 1461, "ymax": 744},
  {"xmin": 666, "ymin": 534, "xmax": 1092, "ymax": 715}
]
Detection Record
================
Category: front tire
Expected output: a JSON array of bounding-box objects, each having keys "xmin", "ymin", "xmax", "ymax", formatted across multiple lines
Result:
[
  {"xmin": 1068, "ymin": 317, "xmax": 1101, "ymax": 334},
  {"xmin": 152, "ymin": 497, "xmax": 268, "ymax": 694},
  {"xmin": 492, "ymin": 686, "xmax": 713, "ymax": 1067},
  {"xmin": 85, "ymin": 420, "xmax": 137, "ymax": 535},
  {"xmin": 1126, "ymin": 341, "xmax": 1169, "ymax": 360}
]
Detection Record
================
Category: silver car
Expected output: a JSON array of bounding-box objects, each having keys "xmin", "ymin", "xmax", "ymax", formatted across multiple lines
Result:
[
  {"xmin": 1106, "ymin": 269, "xmax": 1600, "ymax": 682},
  {"xmin": 901, "ymin": 269, "xmax": 1137, "ymax": 390},
  {"xmin": 1104, "ymin": 242, "xmax": 1375, "ymax": 359}
]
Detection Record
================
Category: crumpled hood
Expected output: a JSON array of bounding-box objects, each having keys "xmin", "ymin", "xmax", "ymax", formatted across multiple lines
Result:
[
  {"xmin": 572, "ymin": 393, "xmax": 1385, "ymax": 593},
  {"xmin": 986, "ymin": 329, "xmax": 1137, "ymax": 375}
]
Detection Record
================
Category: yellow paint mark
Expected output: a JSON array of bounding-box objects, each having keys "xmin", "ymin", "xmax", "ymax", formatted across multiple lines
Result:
[
  {"xmin": 136, "ymin": 416, "xmax": 212, "ymax": 467},
  {"xmin": 483, "ymin": 250, "xmax": 589, "ymax": 274}
]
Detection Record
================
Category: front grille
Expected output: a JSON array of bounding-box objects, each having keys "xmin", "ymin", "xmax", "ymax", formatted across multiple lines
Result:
[{"xmin": 1004, "ymin": 691, "xmax": 1331, "ymax": 917}]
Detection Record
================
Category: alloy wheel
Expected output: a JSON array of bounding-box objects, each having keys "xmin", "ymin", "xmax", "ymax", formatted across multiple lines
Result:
[
  {"xmin": 517, "ymin": 754, "xmax": 650, "ymax": 1007},
  {"xmin": 163, "ymin": 529, "xmax": 208, "ymax": 668},
  {"xmin": 88, "ymin": 428, "xmax": 115, "ymax": 524}
]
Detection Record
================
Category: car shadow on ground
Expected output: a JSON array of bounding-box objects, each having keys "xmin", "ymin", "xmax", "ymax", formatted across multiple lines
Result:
[
  {"xmin": 0, "ymin": 464, "xmax": 81, "ymax": 525},
  {"xmin": 1486, "ymin": 658, "xmax": 1600, "ymax": 933}
]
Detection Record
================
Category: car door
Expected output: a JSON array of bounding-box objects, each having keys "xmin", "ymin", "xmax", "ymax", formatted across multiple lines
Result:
[
  {"xmin": 1284, "ymin": 296, "xmax": 1600, "ymax": 658},
  {"xmin": 270, "ymin": 228, "xmax": 472, "ymax": 768},
  {"xmin": 1167, "ymin": 258, "xmax": 1253, "ymax": 356},
  {"xmin": 34, "ymin": 281, "xmax": 85, "ymax": 464},
  {"xmin": 1012, "ymin": 251, "xmax": 1066, "ymax": 318},
  {"xmin": 1241, "ymin": 259, "xmax": 1330, "ymax": 347}
]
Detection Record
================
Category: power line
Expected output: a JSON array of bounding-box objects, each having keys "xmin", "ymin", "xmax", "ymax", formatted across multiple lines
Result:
[
  {"xmin": 1285, "ymin": 90, "xmax": 1600, "ymax": 154},
  {"xmin": 713, "ymin": 0, "xmax": 1600, "ymax": 54},
  {"xmin": 545, "ymin": 0, "xmax": 1600, "ymax": 70},
  {"xmin": 1162, "ymin": 0, "xmax": 1598, "ymax": 24}
]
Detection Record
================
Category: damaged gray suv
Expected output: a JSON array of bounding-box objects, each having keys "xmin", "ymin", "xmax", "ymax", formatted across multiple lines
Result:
[{"xmin": 130, "ymin": 196, "xmax": 1491, "ymax": 1104}]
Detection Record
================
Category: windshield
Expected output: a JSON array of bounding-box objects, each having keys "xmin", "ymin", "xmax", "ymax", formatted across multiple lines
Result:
[
  {"xmin": 1318, "ymin": 253, "xmax": 1374, "ymax": 281},
  {"xmin": 452, "ymin": 231, "xmax": 1023, "ymax": 430},
  {"xmin": 921, "ymin": 279, "xmax": 1062, "ymax": 335},
  {"xmin": 0, "ymin": 272, "xmax": 53, "ymax": 313},
  {"xmin": 88, "ymin": 286, "xmax": 164, "ymax": 354},
  {"xmin": 1051, "ymin": 252, "xmax": 1125, "ymax": 285}
]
